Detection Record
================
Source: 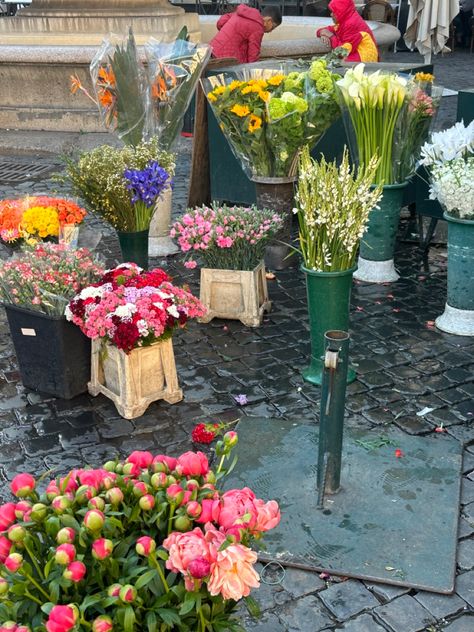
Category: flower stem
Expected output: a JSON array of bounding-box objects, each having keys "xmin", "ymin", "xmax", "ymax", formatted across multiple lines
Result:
[
  {"xmin": 23, "ymin": 540, "xmax": 44, "ymax": 580},
  {"xmin": 25, "ymin": 590, "xmax": 43, "ymax": 606},
  {"xmin": 167, "ymin": 504, "xmax": 176, "ymax": 536},
  {"xmin": 216, "ymin": 454, "xmax": 226, "ymax": 474},
  {"xmin": 23, "ymin": 570, "xmax": 51, "ymax": 600},
  {"xmin": 199, "ymin": 606, "xmax": 207, "ymax": 632},
  {"xmin": 150, "ymin": 556, "xmax": 169, "ymax": 593}
]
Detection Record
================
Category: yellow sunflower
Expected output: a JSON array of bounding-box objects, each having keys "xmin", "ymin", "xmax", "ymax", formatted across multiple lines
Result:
[
  {"xmin": 228, "ymin": 80, "xmax": 243, "ymax": 91},
  {"xmin": 267, "ymin": 75, "xmax": 285, "ymax": 87},
  {"xmin": 207, "ymin": 92, "xmax": 217, "ymax": 102},
  {"xmin": 258, "ymin": 90, "xmax": 271, "ymax": 102},
  {"xmin": 241, "ymin": 85, "xmax": 253, "ymax": 95},
  {"xmin": 248, "ymin": 114, "xmax": 262, "ymax": 133},
  {"xmin": 230, "ymin": 104, "xmax": 251, "ymax": 117}
]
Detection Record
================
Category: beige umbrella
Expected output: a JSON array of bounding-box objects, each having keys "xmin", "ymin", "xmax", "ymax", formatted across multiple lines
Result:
[{"xmin": 404, "ymin": 0, "xmax": 460, "ymax": 63}]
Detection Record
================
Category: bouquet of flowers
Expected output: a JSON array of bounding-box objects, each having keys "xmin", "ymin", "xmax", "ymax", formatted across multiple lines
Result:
[
  {"xmin": 145, "ymin": 38, "xmax": 211, "ymax": 150},
  {"xmin": 0, "ymin": 197, "xmax": 87, "ymax": 245},
  {"xmin": 171, "ymin": 204, "xmax": 283, "ymax": 270},
  {"xmin": 0, "ymin": 440, "xmax": 280, "ymax": 631},
  {"xmin": 63, "ymin": 138, "xmax": 175, "ymax": 232},
  {"xmin": 71, "ymin": 29, "xmax": 149, "ymax": 147},
  {"xmin": 203, "ymin": 59, "xmax": 341, "ymax": 178},
  {"xmin": 0, "ymin": 243, "xmax": 104, "ymax": 317},
  {"xmin": 66, "ymin": 263, "xmax": 206, "ymax": 352},
  {"xmin": 335, "ymin": 66, "xmax": 442, "ymax": 184},
  {"xmin": 420, "ymin": 120, "xmax": 474, "ymax": 220},
  {"xmin": 295, "ymin": 147, "xmax": 383, "ymax": 271}
]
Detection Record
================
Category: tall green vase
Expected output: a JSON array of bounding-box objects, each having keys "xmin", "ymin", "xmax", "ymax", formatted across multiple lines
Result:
[
  {"xmin": 354, "ymin": 182, "xmax": 407, "ymax": 283},
  {"xmin": 435, "ymin": 213, "xmax": 474, "ymax": 336},
  {"xmin": 117, "ymin": 229, "xmax": 149, "ymax": 270},
  {"xmin": 302, "ymin": 265, "xmax": 356, "ymax": 386}
]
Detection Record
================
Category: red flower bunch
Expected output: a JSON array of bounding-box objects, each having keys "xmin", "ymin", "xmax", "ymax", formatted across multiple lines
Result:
[
  {"xmin": 66, "ymin": 263, "xmax": 206, "ymax": 353},
  {"xmin": 191, "ymin": 419, "xmax": 239, "ymax": 445}
]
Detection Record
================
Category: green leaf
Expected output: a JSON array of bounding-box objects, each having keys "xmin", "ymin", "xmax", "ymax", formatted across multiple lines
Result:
[
  {"xmin": 41, "ymin": 602, "xmax": 54, "ymax": 615},
  {"xmin": 146, "ymin": 611, "xmax": 158, "ymax": 632},
  {"xmin": 178, "ymin": 594, "xmax": 196, "ymax": 616},
  {"xmin": 157, "ymin": 608, "xmax": 181, "ymax": 627},
  {"xmin": 123, "ymin": 605, "xmax": 136, "ymax": 632},
  {"xmin": 244, "ymin": 595, "xmax": 261, "ymax": 618},
  {"xmin": 80, "ymin": 594, "xmax": 104, "ymax": 612},
  {"xmin": 156, "ymin": 549, "xmax": 169, "ymax": 561},
  {"xmin": 44, "ymin": 557, "xmax": 54, "ymax": 579},
  {"xmin": 135, "ymin": 569, "xmax": 157, "ymax": 590}
]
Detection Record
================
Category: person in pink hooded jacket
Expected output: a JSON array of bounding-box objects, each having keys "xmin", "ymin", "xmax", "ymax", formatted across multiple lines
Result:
[
  {"xmin": 317, "ymin": 0, "xmax": 379, "ymax": 62},
  {"xmin": 210, "ymin": 4, "xmax": 282, "ymax": 64}
]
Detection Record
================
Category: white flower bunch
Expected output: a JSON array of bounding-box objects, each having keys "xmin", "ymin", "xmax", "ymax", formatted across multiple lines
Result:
[
  {"xmin": 421, "ymin": 120, "xmax": 474, "ymax": 166},
  {"xmin": 429, "ymin": 157, "xmax": 474, "ymax": 220}
]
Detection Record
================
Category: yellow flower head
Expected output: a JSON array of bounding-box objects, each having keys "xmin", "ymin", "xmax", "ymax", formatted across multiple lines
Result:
[
  {"xmin": 207, "ymin": 92, "xmax": 217, "ymax": 102},
  {"xmin": 21, "ymin": 206, "xmax": 59, "ymax": 238},
  {"xmin": 213, "ymin": 86, "xmax": 226, "ymax": 95},
  {"xmin": 267, "ymin": 75, "xmax": 285, "ymax": 87},
  {"xmin": 258, "ymin": 90, "xmax": 271, "ymax": 102},
  {"xmin": 248, "ymin": 114, "xmax": 262, "ymax": 133},
  {"xmin": 414, "ymin": 72, "xmax": 434, "ymax": 83},
  {"xmin": 228, "ymin": 80, "xmax": 243, "ymax": 91},
  {"xmin": 230, "ymin": 104, "xmax": 251, "ymax": 117},
  {"xmin": 241, "ymin": 85, "xmax": 253, "ymax": 95}
]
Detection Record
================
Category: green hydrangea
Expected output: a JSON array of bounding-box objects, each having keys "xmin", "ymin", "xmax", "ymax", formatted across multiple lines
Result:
[
  {"xmin": 281, "ymin": 92, "xmax": 308, "ymax": 114},
  {"xmin": 268, "ymin": 98, "xmax": 288, "ymax": 120},
  {"xmin": 315, "ymin": 76, "xmax": 334, "ymax": 93},
  {"xmin": 308, "ymin": 59, "xmax": 328, "ymax": 82},
  {"xmin": 283, "ymin": 71, "xmax": 305, "ymax": 92}
]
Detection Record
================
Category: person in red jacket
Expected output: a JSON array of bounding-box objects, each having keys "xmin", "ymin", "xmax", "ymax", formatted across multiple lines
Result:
[
  {"xmin": 210, "ymin": 4, "xmax": 282, "ymax": 64},
  {"xmin": 317, "ymin": 0, "xmax": 379, "ymax": 62}
]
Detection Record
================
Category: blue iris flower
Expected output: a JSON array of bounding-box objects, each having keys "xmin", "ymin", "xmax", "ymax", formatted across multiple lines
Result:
[{"xmin": 124, "ymin": 161, "xmax": 172, "ymax": 208}]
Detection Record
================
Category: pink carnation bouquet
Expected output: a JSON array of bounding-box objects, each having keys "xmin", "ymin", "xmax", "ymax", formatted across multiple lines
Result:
[
  {"xmin": 65, "ymin": 263, "xmax": 206, "ymax": 353},
  {"xmin": 0, "ymin": 435, "xmax": 280, "ymax": 631},
  {"xmin": 171, "ymin": 204, "xmax": 283, "ymax": 271}
]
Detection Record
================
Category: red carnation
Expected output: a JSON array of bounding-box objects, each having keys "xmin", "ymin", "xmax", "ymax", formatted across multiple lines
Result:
[{"xmin": 192, "ymin": 423, "xmax": 219, "ymax": 444}]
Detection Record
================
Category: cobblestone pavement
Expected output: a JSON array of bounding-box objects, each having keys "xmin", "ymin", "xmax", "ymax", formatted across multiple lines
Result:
[{"xmin": 0, "ymin": 50, "xmax": 473, "ymax": 632}]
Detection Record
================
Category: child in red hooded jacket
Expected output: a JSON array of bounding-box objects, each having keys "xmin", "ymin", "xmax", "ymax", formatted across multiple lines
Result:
[
  {"xmin": 317, "ymin": 0, "xmax": 379, "ymax": 62},
  {"xmin": 210, "ymin": 4, "xmax": 282, "ymax": 64}
]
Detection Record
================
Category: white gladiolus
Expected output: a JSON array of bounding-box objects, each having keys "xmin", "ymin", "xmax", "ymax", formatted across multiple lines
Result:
[{"xmin": 421, "ymin": 120, "xmax": 474, "ymax": 166}]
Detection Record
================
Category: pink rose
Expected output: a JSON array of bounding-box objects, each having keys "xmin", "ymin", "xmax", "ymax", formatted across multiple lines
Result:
[
  {"xmin": 127, "ymin": 451, "xmax": 153, "ymax": 469},
  {"xmin": 92, "ymin": 538, "xmax": 114, "ymax": 560},
  {"xmin": 0, "ymin": 503, "xmax": 16, "ymax": 532},
  {"xmin": 176, "ymin": 451, "xmax": 209, "ymax": 477},
  {"xmin": 208, "ymin": 543, "xmax": 259, "ymax": 601},
  {"xmin": 253, "ymin": 499, "xmax": 281, "ymax": 532},
  {"xmin": 218, "ymin": 488, "xmax": 258, "ymax": 531},
  {"xmin": 184, "ymin": 260, "xmax": 197, "ymax": 269},
  {"xmin": 46, "ymin": 605, "xmax": 77, "ymax": 632},
  {"xmin": 10, "ymin": 473, "xmax": 35, "ymax": 498},
  {"xmin": 64, "ymin": 560, "xmax": 86, "ymax": 582}
]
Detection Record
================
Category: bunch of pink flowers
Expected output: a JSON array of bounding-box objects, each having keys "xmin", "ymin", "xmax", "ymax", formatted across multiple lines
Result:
[
  {"xmin": 171, "ymin": 204, "xmax": 283, "ymax": 271},
  {"xmin": 0, "ymin": 436, "xmax": 280, "ymax": 631},
  {"xmin": 66, "ymin": 263, "xmax": 206, "ymax": 352}
]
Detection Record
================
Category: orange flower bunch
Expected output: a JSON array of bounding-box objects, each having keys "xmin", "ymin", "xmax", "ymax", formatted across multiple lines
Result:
[{"xmin": 0, "ymin": 197, "xmax": 86, "ymax": 244}]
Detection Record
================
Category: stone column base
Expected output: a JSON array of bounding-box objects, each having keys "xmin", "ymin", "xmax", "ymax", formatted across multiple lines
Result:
[
  {"xmin": 353, "ymin": 257, "xmax": 399, "ymax": 283},
  {"xmin": 436, "ymin": 304, "xmax": 474, "ymax": 336}
]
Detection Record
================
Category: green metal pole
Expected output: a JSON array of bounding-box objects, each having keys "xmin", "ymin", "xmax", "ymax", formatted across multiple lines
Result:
[{"xmin": 317, "ymin": 330, "xmax": 350, "ymax": 499}]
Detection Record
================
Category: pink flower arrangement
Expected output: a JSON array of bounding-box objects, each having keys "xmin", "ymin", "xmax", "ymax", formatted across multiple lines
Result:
[
  {"xmin": 171, "ymin": 204, "xmax": 283, "ymax": 271},
  {"xmin": 0, "ymin": 437, "xmax": 280, "ymax": 631},
  {"xmin": 0, "ymin": 242, "xmax": 104, "ymax": 317},
  {"xmin": 65, "ymin": 262, "xmax": 206, "ymax": 352}
]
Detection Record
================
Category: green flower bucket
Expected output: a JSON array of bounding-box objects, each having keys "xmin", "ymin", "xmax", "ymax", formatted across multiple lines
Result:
[{"xmin": 117, "ymin": 229, "xmax": 149, "ymax": 270}]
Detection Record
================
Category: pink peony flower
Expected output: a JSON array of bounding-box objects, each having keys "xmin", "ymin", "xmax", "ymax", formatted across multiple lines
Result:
[
  {"xmin": 176, "ymin": 451, "xmax": 209, "ymax": 477},
  {"xmin": 188, "ymin": 556, "xmax": 211, "ymax": 579},
  {"xmin": 92, "ymin": 538, "xmax": 114, "ymax": 560},
  {"xmin": 0, "ymin": 535, "xmax": 13, "ymax": 562},
  {"xmin": 127, "ymin": 451, "xmax": 153, "ymax": 469},
  {"xmin": 253, "ymin": 499, "xmax": 281, "ymax": 532},
  {"xmin": 0, "ymin": 623, "xmax": 18, "ymax": 632},
  {"xmin": 14, "ymin": 501, "xmax": 32, "ymax": 521},
  {"xmin": 195, "ymin": 498, "xmax": 220, "ymax": 524},
  {"xmin": 0, "ymin": 503, "xmax": 17, "ymax": 532},
  {"xmin": 64, "ymin": 560, "xmax": 86, "ymax": 582},
  {"xmin": 208, "ymin": 543, "xmax": 260, "ymax": 601},
  {"xmin": 163, "ymin": 528, "xmax": 212, "ymax": 576},
  {"xmin": 105, "ymin": 487, "xmax": 124, "ymax": 505},
  {"xmin": 185, "ymin": 501, "xmax": 202, "ymax": 519},
  {"xmin": 55, "ymin": 544, "xmax": 76, "ymax": 565},
  {"xmin": 152, "ymin": 454, "xmax": 177, "ymax": 472},
  {"xmin": 166, "ymin": 484, "xmax": 185, "ymax": 505},
  {"xmin": 45, "ymin": 605, "xmax": 78, "ymax": 632},
  {"xmin": 136, "ymin": 536, "xmax": 156, "ymax": 556},
  {"xmin": 218, "ymin": 488, "xmax": 258, "ymax": 531},
  {"xmin": 10, "ymin": 473, "xmax": 35, "ymax": 498},
  {"xmin": 107, "ymin": 583, "xmax": 122, "ymax": 597}
]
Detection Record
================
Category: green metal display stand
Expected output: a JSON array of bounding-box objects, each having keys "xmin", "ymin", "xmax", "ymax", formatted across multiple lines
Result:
[{"xmin": 226, "ymin": 416, "xmax": 462, "ymax": 594}]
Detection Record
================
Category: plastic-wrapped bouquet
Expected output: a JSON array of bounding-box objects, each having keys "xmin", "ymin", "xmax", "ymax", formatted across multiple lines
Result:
[
  {"xmin": 0, "ymin": 197, "xmax": 87, "ymax": 245},
  {"xmin": 203, "ymin": 59, "xmax": 341, "ymax": 178},
  {"xmin": 420, "ymin": 120, "xmax": 474, "ymax": 220},
  {"xmin": 0, "ymin": 243, "xmax": 104, "ymax": 317},
  {"xmin": 336, "ymin": 65, "xmax": 442, "ymax": 184},
  {"xmin": 66, "ymin": 263, "xmax": 206, "ymax": 352},
  {"xmin": 0, "ymin": 441, "xmax": 280, "ymax": 631},
  {"xmin": 171, "ymin": 204, "xmax": 283, "ymax": 270}
]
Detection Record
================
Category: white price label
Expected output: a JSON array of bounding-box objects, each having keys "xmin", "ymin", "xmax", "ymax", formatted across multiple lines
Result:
[{"xmin": 21, "ymin": 328, "xmax": 36, "ymax": 336}]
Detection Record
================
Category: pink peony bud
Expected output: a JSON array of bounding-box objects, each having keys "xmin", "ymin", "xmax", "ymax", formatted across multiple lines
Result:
[
  {"xmin": 166, "ymin": 484, "xmax": 184, "ymax": 505},
  {"xmin": 4, "ymin": 552, "xmax": 23, "ymax": 573},
  {"xmin": 0, "ymin": 577, "xmax": 9, "ymax": 595},
  {"xmin": 0, "ymin": 535, "xmax": 13, "ymax": 562},
  {"xmin": 176, "ymin": 451, "xmax": 209, "ymax": 477},
  {"xmin": 92, "ymin": 538, "xmax": 114, "ymax": 560},
  {"xmin": 10, "ymin": 473, "xmax": 36, "ymax": 498},
  {"xmin": 150, "ymin": 472, "xmax": 167, "ymax": 489},
  {"xmin": 107, "ymin": 583, "xmax": 122, "ymax": 598},
  {"xmin": 89, "ymin": 497, "xmax": 105, "ymax": 511},
  {"xmin": 204, "ymin": 471, "xmax": 216, "ymax": 484},
  {"xmin": 186, "ymin": 479, "xmax": 200, "ymax": 492},
  {"xmin": 16, "ymin": 627, "xmax": 31, "ymax": 632},
  {"xmin": 105, "ymin": 487, "xmax": 124, "ymax": 505},
  {"xmin": 51, "ymin": 495, "xmax": 72, "ymax": 514},
  {"xmin": 127, "ymin": 451, "xmax": 153, "ymax": 469},
  {"xmin": 75, "ymin": 485, "xmax": 96, "ymax": 504},
  {"xmin": 92, "ymin": 616, "xmax": 113, "ymax": 632},
  {"xmin": 83, "ymin": 509, "xmax": 105, "ymax": 532},
  {"xmin": 30, "ymin": 503, "xmax": 47, "ymax": 522},
  {"xmin": 103, "ymin": 461, "xmax": 117, "ymax": 472},
  {"xmin": 132, "ymin": 481, "xmax": 148, "ymax": 497},
  {"xmin": 14, "ymin": 501, "xmax": 32, "ymax": 520},
  {"xmin": 188, "ymin": 556, "xmax": 211, "ymax": 579},
  {"xmin": 152, "ymin": 455, "xmax": 177, "ymax": 473},
  {"xmin": 0, "ymin": 622, "xmax": 17, "ymax": 632},
  {"xmin": 7, "ymin": 524, "xmax": 26, "ymax": 543},
  {"xmin": 223, "ymin": 431, "xmax": 238, "ymax": 447},
  {"xmin": 63, "ymin": 560, "xmax": 86, "ymax": 582},
  {"xmin": 174, "ymin": 515, "xmax": 192, "ymax": 532},
  {"xmin": 136, "ymin": 536, "xmax": 156, "ymax": 556},
  {"xmin": 139, "ymin": 494, "xmax": 155, "ymax": 511},
  {"xmin": 122, "ymin": 463, "xmax": 139, "ymax": 477},
  {"xmin": 46, "ymin": 481, "xmax": 61, "ymax": 500},
  {"xmin": 186, "ymin": 501, "xmax": 202, "ymax": 519},
  {"xmin": 45, "ymin": 604, "xmax": 78, "ymax": 632},
  {"xmin": 56, "ymin": 527, "xmax": 76, "ymax": 544},
  {"xmin": 119, "ymin": 584, "xmax": 136, "ymax": 603},
  {"xmin": 0, "ymin": 503, "xmax": 17, "ymax": 532},
  {"xmin": 55, "ymin": 544, "xmax": 76, "ymax": 565}
]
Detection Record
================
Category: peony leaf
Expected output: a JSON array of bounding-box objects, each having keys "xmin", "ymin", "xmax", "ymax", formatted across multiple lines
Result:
[
  {"xmin": 179, "ymin": 596, "xmax": 196, "ymax": 616},
  {"xmin": 135, "ymin": 569, "xmax": 157, "ymax": 590},
  {"xmin": 244, "ymin": 595, "xmax": 261, "ymax": 618},
  {"xmin": 123, "ymin": 605, "xmax": 136, "ymax": 632},
  {"xmin": 157, "ymin": 608, "xmax": 181, "ymax": 627}
]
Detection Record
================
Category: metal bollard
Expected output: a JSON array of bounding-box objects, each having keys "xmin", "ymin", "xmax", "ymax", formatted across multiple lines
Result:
[{"xmin": 317, "ymin": 330, "xmax": 350, "ymax": 507}]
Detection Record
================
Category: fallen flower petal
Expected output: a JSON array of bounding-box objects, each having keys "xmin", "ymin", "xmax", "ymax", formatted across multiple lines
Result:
[
  {"xmin": 434, "ymin": 425, "xmax": 446, "ymax": 433},
  {"xmin": 265, "ymin": 272, "xmax": 276, "ymax": 280},
  {"xmin": 234, "ymin": 394, "xmax": 248, "ymax": 406},
  {"xmin": 426, "ymin": 320, "xmax": 436, "ymax": 328},
  {"xmin": 356, "ymin": 306, "xmax": 364, "ymax": 312},
  {"xmin": 395, "ymin": 449, "xmax": 404, "ymax": 458}
]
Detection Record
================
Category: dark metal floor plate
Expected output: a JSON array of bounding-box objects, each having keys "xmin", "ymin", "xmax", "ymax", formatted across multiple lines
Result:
[
  {"xmin": 226, "ymin": 417, "xmax": 462, "ymax": 594},
  {"xmin": 0, "ymin": 158, "xmax": 57, "ymax": 183}
]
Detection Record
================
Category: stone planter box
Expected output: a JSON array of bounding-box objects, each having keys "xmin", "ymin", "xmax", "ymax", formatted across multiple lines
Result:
[
  {"xmin": 149, "ymin": 188, "xmax": 179, "ymax": 257},
  {"xmin": 88, "ymin": 338, "xmax": 183, "ymax": 419},
  {"xmin": 198, "ymin": 261, "xmax": 271, "ymax": 328}
]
